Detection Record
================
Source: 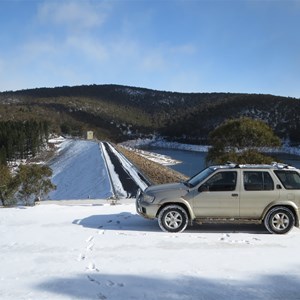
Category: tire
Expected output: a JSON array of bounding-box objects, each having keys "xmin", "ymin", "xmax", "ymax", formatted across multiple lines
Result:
[
  {"xmin": 158, "ymin": 205, "xmax": 188, "ymax": 233},
  {"xmin": 264, "ymin": 206, "xmax": 295, "ymax": 234}
]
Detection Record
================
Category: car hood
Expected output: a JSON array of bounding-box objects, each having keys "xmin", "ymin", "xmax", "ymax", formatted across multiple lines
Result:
[{"xmin": 145, "ymin": 182, "xmax": 188, "ymax": 198}]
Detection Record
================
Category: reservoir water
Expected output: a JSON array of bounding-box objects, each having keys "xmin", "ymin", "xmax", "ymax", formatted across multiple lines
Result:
[{"xmin": 142, "ymin": 147, "xmax": 300, "ymax": 177}]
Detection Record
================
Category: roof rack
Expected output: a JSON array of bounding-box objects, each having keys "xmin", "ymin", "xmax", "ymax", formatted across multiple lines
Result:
[
  {"xmin": 271, "ymin": 162, "xmax": 294, "ymax": 169},
  {"xmin": 224, "ymin": 162, "xmax": 297, "ymax": 170},
  {"xmin": 226, "ymin": 161, "xmax": 240, "ymax": 168}
]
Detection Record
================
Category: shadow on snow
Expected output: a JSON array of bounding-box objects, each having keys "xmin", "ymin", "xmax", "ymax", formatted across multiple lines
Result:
[
  {"xmin": 35, "ymin": 272, "xmax": 300, "ymax": 300},
  {"xmin": 73, "ymin": 212, "xmax": 269, "ymax": 234}
]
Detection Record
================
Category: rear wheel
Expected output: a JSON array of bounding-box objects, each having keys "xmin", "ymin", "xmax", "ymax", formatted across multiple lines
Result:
[
  {"xmin": 264, "ymin": 206, "xmax": 295, "ymax": 234},
  {"xmin": 158, "ymin": 205, "xmax": 188, "ymax": 233}
]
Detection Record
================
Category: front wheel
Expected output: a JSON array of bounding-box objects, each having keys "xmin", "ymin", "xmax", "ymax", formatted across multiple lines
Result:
[
  {"xmin": 158, "ymin": 205, "xmax": 188, "ymax": 233},
  {"xmin": 264, "ymin": 206, "xmax": 295, "ymax": 234}
]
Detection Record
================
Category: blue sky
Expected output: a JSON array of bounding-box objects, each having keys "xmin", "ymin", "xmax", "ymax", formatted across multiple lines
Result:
[{"xmin": 0, "ymin": 0, "xmax": 300, "ymax": 98}]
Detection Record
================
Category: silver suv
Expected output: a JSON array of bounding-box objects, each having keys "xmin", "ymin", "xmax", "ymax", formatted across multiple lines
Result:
[{"xmin": 136, "ymin": 163, "xmax": 300, "ymax": 234}]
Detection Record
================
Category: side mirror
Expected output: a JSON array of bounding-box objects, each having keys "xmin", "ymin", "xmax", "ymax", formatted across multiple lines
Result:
[{"xmin": 276, "ymin": 184, "xmax": 282, "ymax": 189}]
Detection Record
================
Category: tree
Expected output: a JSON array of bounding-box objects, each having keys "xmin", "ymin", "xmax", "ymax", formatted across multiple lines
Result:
[
  {"xmin": 0, "ymin": 165, "xmax": 19, "ymax": 206},
  {"xmin": 0, "ymin": 146, "xmax": 7, "ymax": 165},
  {"xmin": 17, "ymin": 164, "xmax": 56, "ymax": 206},
  {"xmin": 207, "ymin": 117, "xmax": 281, "ymax": 164},
  {"xmin": 0, "ymin": 120, "xmax": 50, "ymax": 164}
]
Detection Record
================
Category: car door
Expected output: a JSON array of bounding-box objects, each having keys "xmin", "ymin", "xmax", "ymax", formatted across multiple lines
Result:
[
  {"xmin": 239, "ymin": 170, "xmax": 280, "ymax": 218},
  {"xmin": 191, "ymin": 170, "xmax": 240, "ymax": 218}
]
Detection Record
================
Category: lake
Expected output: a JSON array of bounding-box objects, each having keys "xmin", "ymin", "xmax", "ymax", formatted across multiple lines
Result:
[{"xmin": 142, "ymin": 147, "xmax": 300, "ymax": 177}]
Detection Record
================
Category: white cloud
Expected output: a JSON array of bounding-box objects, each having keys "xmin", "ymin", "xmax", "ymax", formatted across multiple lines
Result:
[
  {"xmin": 139, "ymin": 43, "xmax": 197, "ymax": 72},
  {"xmin": 141, "ymin": 52, "xmax": 167, "ymax": 71},
  {"xmin": 66, "ymin": 35, "xmax": 109, "ymax": 62},
  {"xmin": 37, "ymin": 0, "xmax": 108, "ymax": 30},
  {"xmin": 170, "ymin": 44, "xmax": 197, "ymax": 55},
  {"xmin": 23, "ymin": 39, "xmax": 59, "ymax": 59}
]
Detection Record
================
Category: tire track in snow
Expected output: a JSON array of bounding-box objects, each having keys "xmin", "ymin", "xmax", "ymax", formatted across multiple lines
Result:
[{"xmin": 101, "ymin": 142, "xmax": 147, "ymax": 198}]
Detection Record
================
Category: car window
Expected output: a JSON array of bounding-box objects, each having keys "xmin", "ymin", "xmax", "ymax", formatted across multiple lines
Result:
[
  {"xmin": 187, "ymin": 167, "xmax": 215, "ymax": 188},
  {"xmin": 203, "ymin": 171, "xmax": 237, "ymax": 192},
  {"xmin": 274, "ymin": 170, "xmax": 300, "ymax": 189},
  {"xmin": 243, "ymin": 171, "xmax": 274, "ymax": 191}
]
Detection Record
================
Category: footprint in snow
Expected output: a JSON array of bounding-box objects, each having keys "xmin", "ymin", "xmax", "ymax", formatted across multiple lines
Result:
[
  {"xmin": 106, "ymin": 280, "xmax": 114, "ymax": 287},
  {"xmin": 106, "ymin": 280, "xmax": 125, "ymax": 288},
  {"xmin": 97, "ymin": 293, "xmax": 107, "ymax": 300},
  {"xmin": 87, "ymin": 243, "xmax": 94, "ymax": 251},
  {"xmin": 119, "ymin": 214, "xmax": 131, "ymax": 220},
  {"xmin": 86, "ymin": 262, "xmax": 100, "ymax": 272},
  {"xmin": 86, "ymin": 236, "xmax": 94, "ymax": 243},
  {"xmin": 230, "ymin": 239, "xmax": 250, "ymax": 244},
  {"xmin": 87, "ymin": 275, "xmax": 101, "ymax": 285},
  {"xmin": 77, "ymin": 253, "xmax": 85, "ymax": 261},
  {"xmin": 220, "ymin": 233, "xmax": 230, "ymax": 241}
]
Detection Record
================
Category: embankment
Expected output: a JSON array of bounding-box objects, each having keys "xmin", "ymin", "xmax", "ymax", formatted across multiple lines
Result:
[{"xmin": 116, "ymin": 145, "xmax": 188, "ymax": 185}]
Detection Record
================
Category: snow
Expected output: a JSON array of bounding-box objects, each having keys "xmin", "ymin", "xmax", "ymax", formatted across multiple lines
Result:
[
  {"xmin": 120, "ymin": 146, "xmax": 181, "ymax": 166},
  {"xmin": 45, "ymin": 137, "xmax": 300, "ymax": 201},
  {"xmin": 48, "ymin": 139, "xmax": 113, "ymax": 200},
  {"xmin": 106, "ymin": 143, "xmax": 148, "ymax": 191},
  {"xmin": 121, "ymin": 137, "xmax": 300, "ymax": 156},
  {"xmin": 48, "ymin": 136, "xmax": 66, "ymax": 144},
  {"xmin": 1, "ymin": 137, "xmax": 300, "ymax": 299},
  {"xmin": 47, "ymin": 139, "xmax": 148, "ymax": 200},
  {"xmin": 1, "ymin": 203, "xmax": 300, "ymax": 300},
  {"xmin": 99, "ymin": 142, "xmax": 127, "ymax": 198},
  {"xmin": 121, "ymin": 137, "xmax": 210, "ymax": 152}
]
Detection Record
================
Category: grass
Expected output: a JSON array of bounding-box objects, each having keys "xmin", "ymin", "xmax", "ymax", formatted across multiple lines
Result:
[{"xmin": 116, "ymin": 145, "xmax": 188, "ymax": 185}]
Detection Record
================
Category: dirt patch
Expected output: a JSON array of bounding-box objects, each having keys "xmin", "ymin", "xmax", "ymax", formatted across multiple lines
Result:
[{"xmin": 116, "ymin": 145, "xmax": 188, "ymax": 185}]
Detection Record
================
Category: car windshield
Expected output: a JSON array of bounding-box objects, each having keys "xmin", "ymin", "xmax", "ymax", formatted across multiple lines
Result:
[{"xmin": 185, "ymin": 167, "xmax": 215, "ymax": 188}]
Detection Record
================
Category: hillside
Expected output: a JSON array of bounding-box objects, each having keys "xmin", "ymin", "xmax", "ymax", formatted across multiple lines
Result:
[{"xmin": 1, "ymin": 84, "xmax": 299, "ymax": 144}]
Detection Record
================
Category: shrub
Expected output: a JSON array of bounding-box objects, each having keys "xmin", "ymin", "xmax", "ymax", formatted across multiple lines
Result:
[
  {"xmin": 0, "ymin": 165, "xmax": 18, "ymax": 206},
  {"xmin": 207, "ymin": 117, "xmax": 281, "ymax": 164},
  {"xmin": 17, "ymin": 164, "xmax": 56, "ymax": 206}
]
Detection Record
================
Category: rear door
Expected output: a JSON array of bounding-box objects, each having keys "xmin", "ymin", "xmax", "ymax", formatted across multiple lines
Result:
[
  {"xmin": 191, "ymin": 170, "xmax": 240, "ymax": 217},
  {"xmin": 239, "ymin": 170, "xmax": 280, "ymax": 218}
]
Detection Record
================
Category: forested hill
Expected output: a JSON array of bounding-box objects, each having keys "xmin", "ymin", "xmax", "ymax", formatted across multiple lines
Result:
[{"xmin": 0, "ymin": 84, "xmax": 299, "ymax": 144}]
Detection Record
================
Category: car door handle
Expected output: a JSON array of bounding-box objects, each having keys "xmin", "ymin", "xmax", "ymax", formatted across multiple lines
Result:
[{"xmin": 231, "ymin": 193, "xmax": 239, "ymax": 197}]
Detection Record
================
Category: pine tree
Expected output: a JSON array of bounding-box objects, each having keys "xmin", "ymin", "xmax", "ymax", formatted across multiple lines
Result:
[
  {"xmin": 0, "ymin": 146, "xmax": 6, "ymax": 165},
  {"xmin": 0, "ymin": 120, "xmax": 50, "ymax": 163}
]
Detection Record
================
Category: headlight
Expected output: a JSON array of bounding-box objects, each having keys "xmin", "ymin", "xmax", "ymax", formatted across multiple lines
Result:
[{"xmin": 143, "ymin": 193, "xmax": 155, "ymax": 203}]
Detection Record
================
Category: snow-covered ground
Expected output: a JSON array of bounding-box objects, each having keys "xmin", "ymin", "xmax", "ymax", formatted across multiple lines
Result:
[
  {"xmin": 1, "ymin": 138, "xmax": 300, "ymax": 299},
  {"xmin": 121, "ymin": 137, "xmax": 300, "ymax": 156},
  {"xmin": 46, "ymin": 137, "xmax": 300, "ymax": 201},
  {"xmin": 123, "ymin": 147, "xmax": 182, "ymax": 166},
  {"xmin": 1, "ymin": 203, "xmax": 300, "ymax": 300},
  {"xmin": 47, "ymin": 139, "xmax": 148, "ymax": 200},
  {"xmin": 48, "ymin": 139, "xmax": 113, "ymax": 200},
  {"xmin": 120, "ymin": 137, "xmax": 210, "ymax": 153}
]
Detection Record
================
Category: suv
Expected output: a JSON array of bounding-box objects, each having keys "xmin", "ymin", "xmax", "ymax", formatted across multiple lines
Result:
[{"xmin": 136, "ymin": 163, "xmax": 300, "ymax": 234}]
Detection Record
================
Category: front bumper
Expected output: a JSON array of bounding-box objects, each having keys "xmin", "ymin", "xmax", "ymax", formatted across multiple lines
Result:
[{"xmin": 136, "ymin": 189, "xmax": 160, "ymax": 219}]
